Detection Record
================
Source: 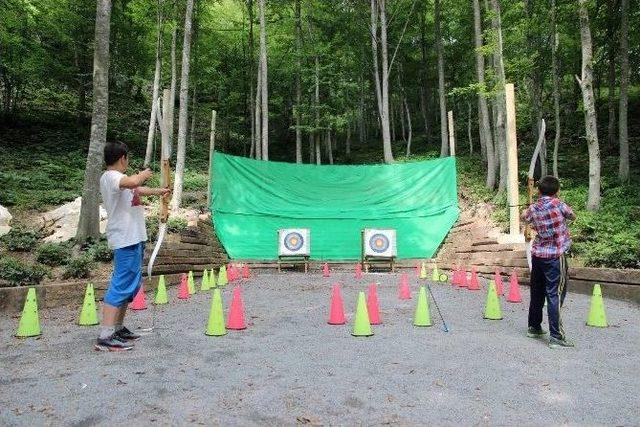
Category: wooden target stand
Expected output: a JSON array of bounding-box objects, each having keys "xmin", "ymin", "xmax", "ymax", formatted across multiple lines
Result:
[{"xmin": 361, "ymin": 230, "xmax": 396, "ymax": 273}]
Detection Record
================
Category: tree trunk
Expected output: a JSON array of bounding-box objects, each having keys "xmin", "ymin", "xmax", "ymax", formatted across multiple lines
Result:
[
  {"xmin": 294, "ymin": 0, "xmax": 302, "ymax": 163},
  {"xmin": 577, "ymin": 0, "xmax": 601, "ymax": 210},
  {"xmin": 404, "ymin": 97, "xmax": 412, "ymax": 157},
  {"xmin": 468, "ymin": 101, "xmax": 473, "ymax": 155},
  {"xmin": 76, "ymin": 0, "xmax": 112, "ymax": 243},
  {"xmin": 248, "ymin": 0, "xmax": 255, "ymax": 158},
  {"xmin": 144, "ymin": 0, "xmax": 162, "ymax": 167},
  {"xmin": 326, "ymin": 130, "xmax": 333, "ymax": 165},
  {"xmin": 258, "ymin": 0, "xmax": 269, "ymax": 160},
  {"xmin": 379, "ymin": 0, "xmax": 393, "ymax": 163},
  {"xmin": 168, "ymin": 3, "xmax": 178, "ymax": 158},
  {"xmin": 607, "ymin": 0, "xmax": 618, "ymax": 150},
  {"xmin": 618, "ymin": 0, "xmax": 629, "ymax": 183},
  {"xmin": 419, "ymin": 9, "xmax": 430, "ymax": 139},
  {"xmin": 551, "ymin": 0, "xmax": 561, "ymax": 178},
  {"xmin": 314, "ymin": 55, "xmax": 321, "ymax": 165},
  {"xmin": 189, "ymin": 83, "xmax": 197, "ymax": 148},
  {"xmin": 346, "ymin": 122, "xmax": 352, "ymax": 157},
  {"xmin": 390, "ymin": 98, "xmax": 396, "ymax": 142},
  {"xmin": 435, "ymin": 0, "xmax": 448, "ymax": 157},
  {"xmin": 370, "ymin": 0, "xmax": 383, "ymax": 121},
  {"xmin": 254, "ymin": 69, "xmax": 262, "ymax": 159},
  {"xmin": 170, "ymin": 0, "xmax": 195, "ymax": 213},
  {"xmin": 309, "ymin": 132, "xmax": 315, "ymax": 164},
  {"xmin": 491, "ymin": 0, "xmax": 507, "ymax": 191},
  {"xmin": 473, "ymin": 0, "xmax": 494, "ymax": 187}
]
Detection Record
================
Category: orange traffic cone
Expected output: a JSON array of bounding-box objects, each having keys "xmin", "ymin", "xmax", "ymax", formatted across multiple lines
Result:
[
  {"xmin": 242, "ymin": 264, "xmax": 250, "ymax": 279},
  {"xmin": 226, "ymin": 286, "xmax": 247, "ymax": 330},
  {"xmin": 459, "ymin": 267, "xmax": 469, "ymax": 288},
  {"xmin": 130, "ymin": 284, "xmax": 147, "ymax": 310},
  {"xmin": 494, "ymin": 268, "xmax": 504, "ymax": 296},
  {"xmin": 398, "ymin": 273, "xmax": 411, "ymax": 300},
  {"xmin": 328, "ymin": 283, "xmax": 346, "ymax": 325},
  {"xmin": 355, "ymin": 263, "xmax": 363, "ymax": 280},
  {"xmin": 506, "ymin": 271, "xmax": 522, "ymax": 303},
  {"xmin": 323, "ymin": 263, "xmax": 330, "ymax": 278},
  {"xmin": 178, "ymin": 273, "xmax": 190, "ymax": 300},
  {"xmin": 468, "ymin": 267, "xmax": 481, "ymax": 291},
  {"xmin": 367, "ymin": 283, "xmax": 381, "ymax": 325}
]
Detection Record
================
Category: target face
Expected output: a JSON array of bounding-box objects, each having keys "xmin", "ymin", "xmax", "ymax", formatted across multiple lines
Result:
[
  {"xmin": 278, "ymin": 228, "xmax": 310, "ymax": 256},
  {"xmin": 369, "ymin": 233, "xmax": 390, "ymax": 254},
  {"xmin": 363, "ymin": 228, "xmax": 397, "ymax": 257}
]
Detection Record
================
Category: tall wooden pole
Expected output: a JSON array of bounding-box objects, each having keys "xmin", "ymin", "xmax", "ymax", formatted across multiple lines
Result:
[
  {"xmin": 447, "ymin": 110, "xmax": 455, "ymax": 156},
  {"xmin": 207, "ymin": 109, "xmax": 217, "ymax": 207},
  {"xmin": 504, "ymin": 83, "xmax": 522, "ymax": 240}
]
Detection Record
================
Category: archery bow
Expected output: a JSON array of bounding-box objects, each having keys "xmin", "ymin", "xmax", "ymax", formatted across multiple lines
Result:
[{"xmin": 525, "ymin": 118, "xmax": 546, "ymax": 271}]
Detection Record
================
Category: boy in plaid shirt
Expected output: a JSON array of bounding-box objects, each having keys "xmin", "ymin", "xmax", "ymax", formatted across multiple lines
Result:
[{"xmin": 521, "ymin": 176, "xmax": 576, "ymax": 348}]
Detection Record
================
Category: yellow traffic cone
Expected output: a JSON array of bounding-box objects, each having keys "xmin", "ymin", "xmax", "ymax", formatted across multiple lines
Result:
[
  {"xmin": 413, "ymin": 286, "xmax": 433, "ymax": 326},
  {"xmin": 351, "ymin": 291, "xmax": 373, "ymax": 336},
  {"xmin": 187, "ymin": 270, "xmax": 196, "ymax": 294},
  {"xmin": 218, "ymin": 265, "xmax": 228, "ymax": 287},
  {"xmin": 200, "ymin": 269, "xmax": 210, "ymax": 292},
  {"xmin": 205, "ymin": 288, "xmax": 227, "ymax": 336},
  {"xmin": 419, "ymin": 262, "xmax": 427, "ymax": 280},
  {"xmin": 431, "ymin": 264, "xmax": 439, "ymax": 281},
  {"xmin": 483, "ymin": 281, "xmax": 503, "ymax": 320},
  {"xmin": 209, "ymin": 269, "xmax": 217, "ymax": 288},
  {"xmin": 15, "ymin": 288, "xmax": 41, "ymax": 338},
  {"xmin": 154, "ymin": 275, "xmax": 168, "ymax": 305},
  {"xmin": 78, "ymin": 283, "xmax": 99, "ymax": 326},
  {"xmin": 586, "ymin": 284, "xmax": 608, "ymax": 327}
]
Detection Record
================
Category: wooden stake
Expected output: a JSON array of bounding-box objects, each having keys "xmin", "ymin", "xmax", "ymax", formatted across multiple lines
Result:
[
  {"xmin": 504, "ymin": 83, "xmax": 521, "ymax": 238},
  {"xmin": 447, "ymin": 110, "xmax": 455, "ymax": 156},
  {"xmin": 207, "ymin": 109, "xmax": 217, "ymax": 206}
]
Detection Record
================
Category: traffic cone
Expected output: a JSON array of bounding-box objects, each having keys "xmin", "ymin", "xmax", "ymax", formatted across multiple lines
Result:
[
  {"xmin": 130, "ymin": 284, "xmax": 147, "ymax": 310},
  {"xmin": 468, "ymin": 267, "xmax": 481, "ymax": 291},
  {"xmin": 209, "ymin": 269, "xmax": 217, "ymax": 288},
  {"xmin": 451, "ymin": 267, "xmax": 459, "ymax": 286},
  {"xmin": 367, "ymin": 283, "xmax": 382, "ymax": 325},
  {"xmin": 586, "ymin": 284, "xmax": 608, "ymax": 327},
  {"xmin": 494, "ymin": 269, "xmax": 504, "ymax": 296},
  {"xmin": 154, "ymin": 275, "xmax": 168, "ymax": 305},
  {"xmin": 226, "ymin": 286, "xmax": 247, "ymax": 330},
  {"xmin": 228, "ymin": 264, "xmax": 236, "ymax": 282},
  {"xmin": 205, "ymin": 288, "xmax": 227, "ymax": 336},
  {"xmin": 398, "ymin": 273, "xmax": 411, "ymax": 299},
  {"xmin": 506, "ymin": 271, "xmax": 523, "ymax": 303},
  {"xmin": 459, "ymin": 267, "xmax": 469, "ymax": 288},
  {"xmin": 431, "ymin": 264, "xmax": 440, "ymax": 281},
  {"xmin": 218, "ymin": 265, "xmax": 228, "ymax": 287},
  {"xmin": 415, "ymin": 262, "xmax": 420, "ymax": 277},
  {"xmin": 419, "ymin": 262, "xmax": 427, "ymax": 279},
  {"xmin": 483, "ymin": 281, "xmax": 503, "ymax": 320},
  {"xmin": 322, "ymin": 263, "xmax": 330, "ymax": 278},
  {"xmin": 78, "ymin": 283, "xmax": 99, "ymax": 326},
  {"xmin": 242, "ymin": 264, "xmax": 250, "ymax": 279},
  {"xmin": 187, "ymin": 271, "xmax": 196, "ymax": 294},
  {"xmin": 355, "ymin": 263, "xmax": 363, "ymax": 280},
  {"xmin": 200, "ymin": 269, "xmax": 210, "ymax": 292},
  {"xmin": 178, "ymin": 273, "xmax": 190, "ymax": 299},
  {"xmin": 351, "ymin": 291, "xmax": 373, "ymax": 337},
  {"xmin": 328, "ymin": 283, "xmax": 346, "ymax": 325},
  {"xmin": 15, "ymin": 288, "xmax": 41, "ymax": 338},
  {"xmin": 413, "ymin": 286, "xmax": 432, "ymax": 327}
]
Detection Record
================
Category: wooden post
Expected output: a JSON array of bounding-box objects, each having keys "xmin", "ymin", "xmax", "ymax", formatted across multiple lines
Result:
[
  {"xmin": 447, "ymin": 110, "xmax": 455, "ymax": 156},
  {"xmin": 207, "ymin": 109, "xmax": 217, "ymax": 206},
  {"xmin": 160, "ymin": 89, "xmax": 172, "ymax": 222},
  {"xmin": 504, "ymin": 84, "xmax": 522, "ymax": 240}
]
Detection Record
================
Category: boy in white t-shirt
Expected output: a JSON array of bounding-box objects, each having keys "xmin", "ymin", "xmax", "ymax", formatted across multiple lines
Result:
[{"xmin": 96, "ymin": 142, "xmax": 170, "ymax": 351}]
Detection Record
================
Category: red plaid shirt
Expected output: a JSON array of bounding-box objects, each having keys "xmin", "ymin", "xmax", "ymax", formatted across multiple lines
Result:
[{"xmin": 524, "ymin": 196, "xmax": 574, "ymax": 258}]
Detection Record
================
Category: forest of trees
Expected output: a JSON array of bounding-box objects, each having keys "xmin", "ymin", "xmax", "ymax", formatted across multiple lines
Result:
[{"xmin": 1, "ymin": 0, "xmax": 638, "ymax": 239}]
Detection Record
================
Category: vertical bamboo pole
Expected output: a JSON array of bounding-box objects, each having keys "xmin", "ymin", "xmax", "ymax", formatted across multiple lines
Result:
[
  {"xmin": 207, "ymin": 110, "xmax": 217, "ymax": 206},
  {"xmin": 447, "ymin": 110, "xmax": 455, "ymax": 156},
  {"xmin": 505, "ymin": 84, "xmax": 521, "ymax": 239}
]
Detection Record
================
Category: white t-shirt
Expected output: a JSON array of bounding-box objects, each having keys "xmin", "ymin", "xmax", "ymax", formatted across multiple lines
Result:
[{"xmin": 99, "ymin": 170, "xmax": 147, "ymax": 249}]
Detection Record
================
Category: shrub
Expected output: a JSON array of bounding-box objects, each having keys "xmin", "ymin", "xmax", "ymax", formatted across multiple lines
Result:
[
  {"xmin": 167, "ymin": 217, "xmax": 188, "ymax": 234},
  {"xmin": 88, "ymin": 240, "xmax": 113, "ymax": 262},
  {"xmin": 62, "ymin": 255, "xmax": 95, "ymax": 279},
  {"xmin": 35, "ymin": 242, "xmax": 72, "ymax": 266},
  {"xmin": 0, "ymin": 227, "xmax": 42, "ymax": 251},
  {"xmin": 0, "ymin": 257, "xmax": 50, "ymax": 286}
]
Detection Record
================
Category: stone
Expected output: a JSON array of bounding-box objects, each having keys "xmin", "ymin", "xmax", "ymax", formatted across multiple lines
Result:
[
  {"xmin": 42, "ymin": 197, "xmax": 108, "ymax": 243},
  {"xmin": 0, "ymin": 204, "xmax": 12, "ymax": 236}
]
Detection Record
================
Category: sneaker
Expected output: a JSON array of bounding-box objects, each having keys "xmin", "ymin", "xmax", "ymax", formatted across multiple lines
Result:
[
  {"xmin": 115, "ymin": 326, "xmax": 141, "ymax": 341},
  {"xmin": 94, "ymin": 335, "xmax": 134, "ymax": 352},
  {"xmin": 549, "ymin": 336, "xmax": 575, "ymax": 349},
  {"xmin": 526, "ymin": 326, "xmax": 548, "ymax": 338}
]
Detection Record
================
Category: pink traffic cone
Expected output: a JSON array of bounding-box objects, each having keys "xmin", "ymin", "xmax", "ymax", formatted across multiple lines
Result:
[
  {"xmin": 506, "ymin": 270, "xmax": 523, "ymax": 303},
  {"xmin": 226, "ymin": 286, "xmax": 247, "ymax": 330},
  {"xmin": 398, "ymin": 273, "xmax": 411, "ymax": 300},
  {"xmin": 494, "ymin": 268, "xmax": 504, "ymax": 296},
  {"xmin": 355, "ymin": 263, "xmax": 363, "ymax": 280},
  {"xmin": 328, "ymin": 283, "xmax": 346, "ymax": 325},
  {"xmin": 130, "ymin": 284, "xmax": 147, "ymax": 310},
  {"xmin": 322, "ymin": 263, "xmax": 330, "ymax": 278},
  {"xmin": 367, "ymin": 283, "xmax": 382, "ymax": 325},
  {"xmin": 468, "ymin": 267, "xmax": 481, "ymax": 291},
  {"xmin": 178, "ymin": 273, "xmax": 190, "ymax": 300}
]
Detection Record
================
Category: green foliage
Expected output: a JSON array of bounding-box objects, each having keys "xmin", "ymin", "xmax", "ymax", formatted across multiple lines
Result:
[
  {"xmin": 183, "ymin": 172, "xmax": 208, "ymax": 191},
  {"xmin": 0, "ymin": 227, "xmax": 42, "ymax": 252},
  {"xmin": 35, "ymin": 242, "xmax": 72, "ymax": 266},
  {"xmin": 62, "ymin": 255, "xmax": 95, "ymax": 279},
  {"xmin": 87, "ymin": 240, "xmax": 113, "ymax": 263},
  {"xmin": 167, "ymin": 217, "xmax": 188, "ymax": 234},
  {"xmin": 0, "ymin": 257, "xmax": 50, "ymax": 286}
]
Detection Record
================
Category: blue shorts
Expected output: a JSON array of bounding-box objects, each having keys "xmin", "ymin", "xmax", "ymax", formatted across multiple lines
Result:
[{"xmin": 104, "ymin": 242, "xmax": 145, "ymax": 308}]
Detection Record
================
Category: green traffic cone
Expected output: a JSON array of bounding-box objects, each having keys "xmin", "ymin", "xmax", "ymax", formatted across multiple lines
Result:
[
  {"xmin": 586, "ymin": 284, "xmax": 608, "ymax": 327},
  {"xmin": 205, "ymin": 288, "xmax": 227, "ymax": 336},
  {"xmin": 187, "ymin": 270, "xmax": 196, "ymax": 294},
  {"xmin": 78, "ymin": 283, "xmax": 99, "ymax": 326},
  {"xmin": 209, "ymin": 269, "xmax": 217, "ymax": 288},
  {"xmin": 154, "ymin": 275, "xmax": 168, "ymax": 305},
  {"xmin": 483, "ymin": 281, "xmax": 503, "ymax": 320},
  {"xmin": 200, "ymin": 269, "xmax": 210, "ymax": 292},
  {"xmin": 419, "ymin": 262, "xmax": 427, "ymax": 279},
  {"xmin": 15, "ymin": 288, "xmax": 41, "ymax": 338},
  {"xmin": 413, "ymin": 286, "xmax": 433, "ymax": 326},
  {"xmin": 218, "ymin": 265, "xmax": 228, "ymax": 287},
  {"xmin": 431, "ymin": 264, "xmax": 440, "ymax": 281},
  {"xmin": 352, "ymin": 291, "xmax": 373, "ymax": 337}
]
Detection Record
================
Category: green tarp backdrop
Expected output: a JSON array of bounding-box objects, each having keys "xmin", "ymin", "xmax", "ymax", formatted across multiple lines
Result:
[{"xmin": 211, "ymin": 153, "xmax": 459, "ymax": 260}]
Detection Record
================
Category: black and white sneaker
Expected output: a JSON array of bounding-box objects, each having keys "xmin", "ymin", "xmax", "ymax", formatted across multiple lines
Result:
[
  {"xmin": 115, "ymin": 326, "xmax": 141, "ymax": 342},
  {"xmin": 95, "ymin": 334, "xmax": 134, "ymax": 351}
]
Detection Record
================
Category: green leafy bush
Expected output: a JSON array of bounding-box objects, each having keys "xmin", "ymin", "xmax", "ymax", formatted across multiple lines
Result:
[
  {"xmin": 167, "ymin": 217, "xmax": 188, "ymax": 233},
  {"xmin": 35, "ymin": 242, "xmax": 72, "ymax": 266},
  {"xmin": 0, "ymin": 257, "xmax": 50, "ymax": 286},
  {"xmin": 88, "ymin": 240, "xmax": 113, "ymax": 262},
  {"xmin": 0, "ymin": 228, "xmax": 42, "ymax": 251},
  {"xmin": 62, "ymin": 255, "xmax": 95, "ymax": 279}
]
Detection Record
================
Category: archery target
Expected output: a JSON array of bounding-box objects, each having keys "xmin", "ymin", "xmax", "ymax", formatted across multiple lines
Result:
[
  {"xmin": 278, "ymin": 228, "xmax": 310, "ymax": 256},
  {"xmin": 363, "ymin": 229, "xmax": 397, "ymax": 257}
]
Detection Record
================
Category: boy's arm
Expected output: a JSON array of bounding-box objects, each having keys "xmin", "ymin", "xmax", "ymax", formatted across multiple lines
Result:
[
  {"xmin": 560, "ymin": 202, "xmax": 576, "ymax": 221},
  {"xmin": 119, "ymin": 169, "xmax": 153, "ymax": 189},
  {"xmin": 138, "ymin": 187, "xmax": 171, "ymax": 197},
  {"xmin": 520, "ymin": 206, "xmax": 533, "ymax": 223}
]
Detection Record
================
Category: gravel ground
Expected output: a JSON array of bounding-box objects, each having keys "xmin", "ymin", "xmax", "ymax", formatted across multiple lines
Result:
[{"xmin": 1, "ymin": 271, "xmax": 639, "ymax": 426}]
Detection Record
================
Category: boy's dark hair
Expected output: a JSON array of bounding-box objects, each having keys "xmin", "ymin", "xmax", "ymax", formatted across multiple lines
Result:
[
  {"xmin": 538, "ymin": 175, "xmax": 560, "ymax": 196},
  {"xmin": 104, "ymin": 142, "xmax": 128, "ymax": 166}
]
